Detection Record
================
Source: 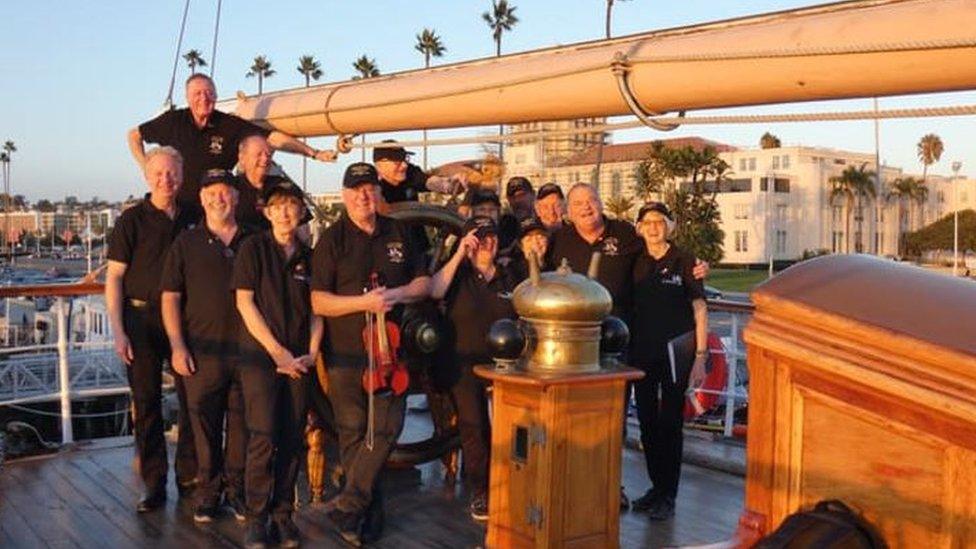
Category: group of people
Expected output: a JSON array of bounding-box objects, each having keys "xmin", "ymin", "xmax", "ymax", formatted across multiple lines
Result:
[{"xmin": 110, "ymin": 72, "xmax": 710, "ymax": 548}]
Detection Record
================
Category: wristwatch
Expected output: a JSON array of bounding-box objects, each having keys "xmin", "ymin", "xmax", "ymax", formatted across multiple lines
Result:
[{"xmin": 695, "ymin": 349, "xmax": 708, "ymax": 357}]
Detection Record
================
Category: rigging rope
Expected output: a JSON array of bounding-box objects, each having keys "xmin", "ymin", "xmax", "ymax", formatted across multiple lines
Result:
[
  {"xmin": 163, "ymin": 0, "xmax": 192, "ymax": 111},
  {"xmin": 344, "ymin": 104, "xmax": 976, "ymax": 151},
  {"xmin": 209, "ymin": 0, "xmax": 222, "ymax": 77},
  {"xmin": 2, "ymin": 401, "xmax": 131, "ymax": 419}
]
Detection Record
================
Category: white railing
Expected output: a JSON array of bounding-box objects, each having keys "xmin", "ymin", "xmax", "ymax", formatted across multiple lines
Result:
[{"xmin": 698, "ymin": 299, "xmax": 752, "ymax": 438}]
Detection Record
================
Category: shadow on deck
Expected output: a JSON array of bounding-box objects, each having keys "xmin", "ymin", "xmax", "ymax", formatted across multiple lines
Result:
[{"xmin": 0, "ymin": 411, "xmax": 743, "ymax": 548}]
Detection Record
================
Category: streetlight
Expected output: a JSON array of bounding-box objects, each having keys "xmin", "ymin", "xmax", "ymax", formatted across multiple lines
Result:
[{"xmin": 951, "ymin": 161, "xmax": 962, "ymax": 276}]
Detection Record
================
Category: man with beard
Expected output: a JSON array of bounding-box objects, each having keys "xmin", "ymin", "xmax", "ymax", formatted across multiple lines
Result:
[
  {"xmin": 311, "ymin": 163, "xmax": 430, "ymax": 546},
  {"xmin": 106, "ymin": 147, "xmax": 200, "ymax": 511},
  {"xmin": 128, "ymin": 73, "xmax": 335, "ymax": 206}
]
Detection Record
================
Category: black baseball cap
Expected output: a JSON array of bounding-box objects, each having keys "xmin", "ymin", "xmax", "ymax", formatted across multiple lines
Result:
[
  {"xmin": 343, "ymin": 162, "xmax": 380, "ymax": 188},
  {"xmin": 462, "ymin": 215, "xmax": 498, "ymax": 239},
  {"xmin": 372, "ymin": 139, "xmax": 415, "ymax": 163},
  {"xmin": 536, "ymin": 182, "xmax": 564, "ymax": 201},
  {"xmin": 464, "ymin": 189, "xmax": 501, "ymax": 208},
  {"xmin": 262, "ymin": 179, "xmax": 305, "ymax": 203},
  {"xmin": 505, "ymin": 176, "xmax": 534, "ymax": 198},
  {"xmin": 519, "ymin": 216, "xmax": 547, "ymax": 238},
  {"xmin": 636, "ymin": 201, "xmax": 673, "ymax": 223},
  {"xmin": 200, "ymin": 168, "xmax": 235, "ymax": 188}
]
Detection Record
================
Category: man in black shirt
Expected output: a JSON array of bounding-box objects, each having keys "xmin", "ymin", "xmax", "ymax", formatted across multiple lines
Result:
[
  {"xmin": 233, "ymin": 181, "xmax": 324, "ymax": 548},
  {"xmin": 311, "ymin": 163, "xmax": 430, "ymax": 546},
  {"xmin": 105, "ymin": 147, "xmax": 200, "ymax": 512},
  {"xmin": 160, "ymin": 169, "xmax": 249, "ymax": 523},
  {"xmin": 128, "ymin": 73, "xmax": 335, "ymax": 206},
  {"xmin": 234, "ymin": 134, "xmax": 296, "ymax": 231},
  {"xmin": 373, "ymin": 140, "xmax": 465, "ymax": 204},
  {"xmin": 534, "ymin": 182, "xmax": 567, "ymax": 232},
  {"xmin": 504, "ymin": 176, "xmax": 535, "ymax": 222}
]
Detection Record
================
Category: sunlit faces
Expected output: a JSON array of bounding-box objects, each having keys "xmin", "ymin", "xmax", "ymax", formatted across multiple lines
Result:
[
  {"xmin": 374, "ymin": 158, "xmax": 408, "ymax": 184},
  {"xmin": 238, "ymin": 136, "xmax": 273, "ymax": 185},
  {"xmin": 144, "ymin": 153, "xmax": 182, "ymax": 202},
  {"xmin": 535, "ymin": 193, "xmax": 565, "ymax": 229},
  {"xmin": 637, "ymin": 211, "xmax": 670, "ymax": 245},
  {"xmin": 342, "ymin": 183, "xmax": 379, "ymax": 223},
  {"xmin": 567, "ymin": 186, "xmax": 603, "ymax": 232},
  {"xmin": 520, "ymin": 231, "xmax": 548, "ymax": 260},
  {"xmin": 185, "ymin": 76, "xmax": 216, "ymax": 121},
  {"xmin": 263, "ymin": 195, "xmax": 305, "ymax": 233},
  {"xmin": 199, "ymin": 183, "xmax": 239, "ymax": 222}
]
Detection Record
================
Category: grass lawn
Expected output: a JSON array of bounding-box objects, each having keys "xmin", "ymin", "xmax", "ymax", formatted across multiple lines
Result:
[{"xmin": 708, "ymin": 268, "xmax": 771, "ymax": 293}]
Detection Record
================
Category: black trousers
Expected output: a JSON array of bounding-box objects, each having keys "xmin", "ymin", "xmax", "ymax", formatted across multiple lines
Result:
[
  {"xmin": 240, "ymin": 364, "xmax": 308, "ymax": 522},
  {"xmin": 450, "ymin": 363, "xmax": 490, "ymax": 497},
  {"xmin": 123, "ymin": 304, "xmax": 197, "ymax": 492},
  {"xmin": 633, "ymin": 359, "xmax": 690, "ymax": 500},
  {"xmin": 328, "ymin": 366, "xmax": 405, "ymax": 514},
  {"xmin": 183, "ymin": 356, "xmax": 246, "ymax": 506}
]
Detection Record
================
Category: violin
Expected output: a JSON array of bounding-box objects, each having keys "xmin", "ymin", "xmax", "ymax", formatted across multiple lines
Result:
[{"xmin": 361, "ymin": 272, "xmax": 410, "ymax": 396}]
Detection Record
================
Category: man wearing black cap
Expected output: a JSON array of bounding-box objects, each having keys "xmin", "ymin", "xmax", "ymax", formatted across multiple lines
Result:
[
  {"xmin": 128, "ymin": 73, "xmax": 335, "ymax": 206},
  {"xmin": 430, "ymin": 215, "xmax": 518, "ymax": 521},
  {"xmin": 504, "ymin": 176, "xmax": 536, "ymax": 221},
  {"xmin": 105, "ymin": 146, "xmax": 200, "ymax": 512},
  {"xmin": 233, "ymin": 180, "xmax": 324, "ymax": 548},
  {"xmin": 160, "ymin": 168, "xmax": 249, "ymax": 523},
  {"xmin": 311, "ymin": 162, "xmax": 430, "ymax": 545},
  {"xmin": 509, "ymin": 216, "xmax": 550, "ymax": 282},
  {"xmin": 373, "ymin": 139, "xmax": 466, "ymax": 204},
  {"xmin": 463, "ymin": 189, "xmax": 520, "ymax": 259},
  {"xmin": 534, "ymin": 182, "xmax": 567, "ymax": 232}
]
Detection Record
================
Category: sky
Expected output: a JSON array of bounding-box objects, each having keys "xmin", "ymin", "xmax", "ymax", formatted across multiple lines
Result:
[{"xmin": 0, "ymin": 0, "xmax": 973, "ymax": 202}]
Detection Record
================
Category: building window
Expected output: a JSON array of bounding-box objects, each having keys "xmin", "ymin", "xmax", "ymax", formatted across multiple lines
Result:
[
  {"xmin": 781, "ymin": 155, "xmax": 790, "ymax": 169},
  {"xmin": 774, "ymin": 178, "xmax": 790, "ymax": 193},
  {"xmin": 832, "ymin": 231, "xmax": 844, "ymax": 253},
  {"xmin": 772, "ymin": 156, "xmax": 780, "ymax": 170},
  {"xmin": 832, "ymin": 206, "xmax": 843, "ymax": 224},
  {"xmin": 749, "ymin": 158, "xmax": 757, "ymax": 171},
  {"xmin": 734, "ymin": 204, "xmax": 750, "ymax": 220},
  {"xmin": 739, "ymin": 158, "xmax": 747, "ymax": 171},
  {"xmin": 775, "ymin": 230, "xmax": 787, "ymax": 254},
  {"xmin": 776, "ymin": 204, "xmax": 788, "ymax": 222},
  {"xmin": 962, "ymin": 191, "xmax": 969, "ymax": 203},
  {"xmin": 938, "ymin": 191, "xmax": 945, "ymax": 203},
  {"xmin": 734, "ymin": 230, "xmax": 749, "ymax": 253},
  {"xmin": 611, "ymin": 171, "xmax": 622, "ymax": 195}
]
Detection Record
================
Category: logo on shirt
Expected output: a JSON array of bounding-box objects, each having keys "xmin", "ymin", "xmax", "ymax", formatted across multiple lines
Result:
[
  {"xmin": 292, "ymin": 263, "xmax": 309, "ymax": 283},
  {"xmin": 386, "ymin": 242, "xmax": 405, "ymax": 264},
  {"xmin": 208, "ymin": 136, "xmax": 224, "ymax": 155},
  {"xmin": 601, "ymin": 237, "xmax": 620, "ymax": 256}
]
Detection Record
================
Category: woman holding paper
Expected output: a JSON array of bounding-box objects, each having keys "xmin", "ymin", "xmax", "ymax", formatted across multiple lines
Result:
[{"xmin": 628, "ymin": 202, "xmax": 708, "ymax": 520}]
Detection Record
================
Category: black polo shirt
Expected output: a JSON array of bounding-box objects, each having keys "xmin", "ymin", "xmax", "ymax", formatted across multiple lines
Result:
[
  {"xmin": 630, "ymin": 244, "xmax": 704, "ymax": 365},
  {"xmin": 107, "ymin": 197, "xmax": 200, "ymax": 303},
  {"xmin": 545, "ymin": 217, "xmax": 642, "ymax": 320},
  {"xmin": 139, "ymin": 108, "xmax": 269, "ymax": 205},
  {"xmin": 444, "ymin": 262, "xmax": 519, "ymax": 365},
  {"xmin": 379, "ymin": 164, "xmax": 428, "ymax": 204},
  {"xmin": 311, "ymin": 213, "xmax": 427, "ymax": 368},
  {"xmin": 232, "ymin": 232, "xmax": 312, "ymax": 367},
  {"xmin": 159, "ymin": 225, "xmax": 250, "ymax": 358}
]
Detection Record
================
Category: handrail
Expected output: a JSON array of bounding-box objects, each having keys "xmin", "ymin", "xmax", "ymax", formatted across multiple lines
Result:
[
  {"xmin": 707, "ymin": 298, "xmax": 756, "ymax": 314},
  {"xmin": 0, "ymin": 283, "xmax": 104, "ymax": 299}
]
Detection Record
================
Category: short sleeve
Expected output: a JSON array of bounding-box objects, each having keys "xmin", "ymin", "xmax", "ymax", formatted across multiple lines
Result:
[
  {"xmin": 159, "ymin": 236, "xmax": 186, "ymax": 292},
  {"xmin": 232, "ymin": 237, "xmax": 260, "ymax": 291},
  {"xmin": 310, "ymin": 231, "xmax": 337, "ymax": 292},
  {"xmin": 227, "ymin": 113, "xmax": 270, "ymax": 141},
  {"xmin": 138, "ymin": 110, "xmax": 177, "ymax": 145},
  {"xmin": 681, "ymin": 251, "xmax": 706, "ymax": 301},
  {"xmin": 107, "ymin": 211, "xmax": 136, "ymax": 264}
]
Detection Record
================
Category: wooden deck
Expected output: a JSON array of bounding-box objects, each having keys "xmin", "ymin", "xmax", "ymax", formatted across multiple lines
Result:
[{"xmin": 0, "ymin": 410, "xmax": 743, "ymax": 548}]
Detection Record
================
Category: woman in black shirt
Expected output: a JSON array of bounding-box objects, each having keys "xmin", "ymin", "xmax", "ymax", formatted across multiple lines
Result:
[
  {"xmin": 628, "ymin": 202, "xmax": 708, "ymax": 520},
  {"xmin": 430, "ymin": 215, "xmax": 519, "ymax": 522}
]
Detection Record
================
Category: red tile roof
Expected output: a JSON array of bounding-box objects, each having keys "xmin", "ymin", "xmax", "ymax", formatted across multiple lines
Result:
[{"xmin": 558, "ymin": 137, "xmax": 736, "ymax": 167}]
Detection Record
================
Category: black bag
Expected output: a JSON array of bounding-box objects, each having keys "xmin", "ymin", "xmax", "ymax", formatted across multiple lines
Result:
[{"xmin": 755, "ymin": 500, "xmax": 886, "ymax": 549}]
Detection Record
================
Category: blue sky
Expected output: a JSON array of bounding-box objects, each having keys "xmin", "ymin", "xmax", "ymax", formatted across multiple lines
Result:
[{"xmin": 1, "ymin": 0, "xmax": 973, "ymax": 201}]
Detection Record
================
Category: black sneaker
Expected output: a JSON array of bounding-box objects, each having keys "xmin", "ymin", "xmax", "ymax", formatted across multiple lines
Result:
[
  {"xmin": 225, "ymin": 495, "xmax": 247, "ymax": 522},
  {"xmin": 193, "ymin": 503, "xmax": 219, "ymax": 523},
  {"xmin": 619, "ymin": 486, "xmax": 630, "ymax": 510},
  {"xmin": 244, "ymin": 521, "xmax": 269, "ymax": 549},
  {"xmin": 647, "ymin": 497, "xmax": 675, "ymax": 521},
  {"xmin": 271, "ymin": 516, "xmax": 301, "ymax": 548},
  {"xmin": 360, "ymin": 497, "xmax": 385, "ymax": 544},
  {"xmin": 177, "ymin": 479, "xmax": 198, "ymax": 499},
  {"xmin": 326, "ymin": 508, "xmax": 363, "ymax": 547},
  {"xmin": 631, "ymin": 488, "xmax": 660, "ymax": 512},
  {"xmin": 136, "ymin": 489, "xmax": 167, "ymax": 513},
  {"xmin": 469, "ymin": 493, "xmax": 489, "ymax": 521}
]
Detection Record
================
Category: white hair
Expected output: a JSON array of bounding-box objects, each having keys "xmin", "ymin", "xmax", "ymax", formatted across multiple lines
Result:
[{"xmin": 144, "ymin": 146, "xmax": 183, "ymax": 175}]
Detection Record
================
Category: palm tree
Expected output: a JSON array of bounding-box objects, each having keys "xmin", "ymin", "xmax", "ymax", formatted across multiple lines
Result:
[
  {"xmin": 352, "ymin": 56, "xmax": 381, "ymax": 160},
  {"xmin": 183, "ymin": 49, "xmax": 208, "ymax": 74},
  {"xmin": 1, "ymin": 140, "xmax": 15, "ymax": 260},
  {"xmin": 297, "ymin": 55, "xmax": 323, "ymax": 87},
  {"xmin": 886, "ymin": 176, "xmax": 928, "ymax": 255},
  {"xmin": 246, "ymin": 55, "xmax": 276, "ymax": 95},
  {"xmin": 296, "ymin": 55, "xmax": 324, "ymax": 190},
  {"xmin": 916, "ymin": 133, "xmax": 944, "ymax": 183},
  {"xmin": 759, "ymin": 132, "xmax": 782, "ymax": 149},
  {"xmin": 605, "ymin": 195, "xmax": 635, "ymax": 221},
  {"xmin": 605, "ymin": 0, "xmax": 631, "ymax": 39},
  {"xmin": 829, "ymin": 163, "xmax": 876, "ymax": 253},
  {"xmin": 415, "ymin": 29, "xmax": 447, "ymax": 170},
  {"xmin": 352, "ymin": 55, "xmax": 380, "ymax": 79},
  {"xmin": 483, "ymin": 0, "xmax": 518, "ymax": 160}
]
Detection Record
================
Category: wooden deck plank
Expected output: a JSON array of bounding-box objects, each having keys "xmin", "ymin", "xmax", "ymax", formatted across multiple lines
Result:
[{"xmin": 3, "ymin": 463, "xmax": 87, "ymax": 548}]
